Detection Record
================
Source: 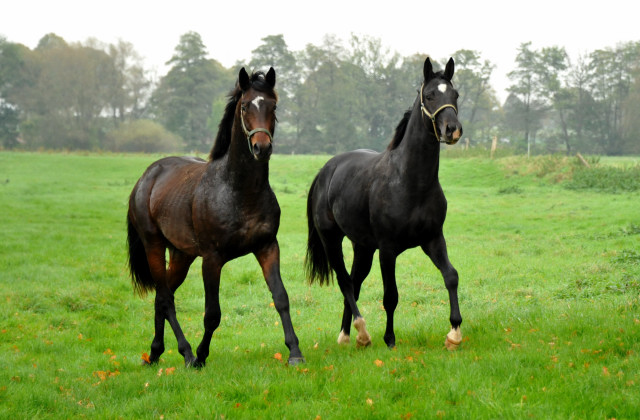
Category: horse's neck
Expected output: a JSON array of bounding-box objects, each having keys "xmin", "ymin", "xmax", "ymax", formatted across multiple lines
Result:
[
  {"xmin": 393, "ymin": 105, "xmax": 441, "ymax": 187},
  {"xmin": 220, "ymin": 132, "xmax": 270, "ymax": 191}
]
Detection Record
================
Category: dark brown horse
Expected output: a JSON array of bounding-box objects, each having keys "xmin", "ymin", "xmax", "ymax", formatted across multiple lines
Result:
[
  {"xmin": 127, "ymin": 67, "xmax": 304, "ymax": 367},
  {"xmin": 305, "ymin": 57, "xmax": 463, "ymax": 350}
]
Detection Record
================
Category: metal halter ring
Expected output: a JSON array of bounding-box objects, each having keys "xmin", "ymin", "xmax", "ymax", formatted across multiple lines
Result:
[{"xmin": 420, "ymin": 83, "xmax": 458, "ymax": 143}]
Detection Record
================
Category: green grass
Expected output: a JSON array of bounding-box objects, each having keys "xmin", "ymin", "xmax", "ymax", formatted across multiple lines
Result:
[{"xmin": 1, "ymin": 151, "xmax": 639, "ymax": 419}]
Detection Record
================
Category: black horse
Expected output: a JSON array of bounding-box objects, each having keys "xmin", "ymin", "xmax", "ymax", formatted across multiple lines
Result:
[
  {"xmin": 305, "ymin": 57, "xmax": 463, "ymax": 350},
  {"xmin": 127, "ymin": 67, "xmax": 304, "ymax": 367}
]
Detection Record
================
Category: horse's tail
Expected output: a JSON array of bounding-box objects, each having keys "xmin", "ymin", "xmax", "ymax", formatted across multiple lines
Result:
[
  {"xmin": 127, "ymin": 215, "xmax": 155, "ymax": 297},
  {"xmin": 305, "ymin": 175, "xmax": 333, "ymax": 286}
]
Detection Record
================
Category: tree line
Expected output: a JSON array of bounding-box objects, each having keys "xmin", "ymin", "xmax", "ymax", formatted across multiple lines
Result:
[{"xmin": 1, "ymin": 32, "xmax": 639, "ymax": 155}]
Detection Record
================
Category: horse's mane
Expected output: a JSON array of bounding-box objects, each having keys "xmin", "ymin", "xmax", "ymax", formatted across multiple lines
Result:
[
  {"xmin": 387, "ymin": 109, "xmax": 412, "ymax": 151},
  {"xmin": 387, "ymin": 71, "xmax": 451, "ymax": 151},
  {"xmin": 209, "ymin": 71, "xmax": 277, "ymax": 161}
]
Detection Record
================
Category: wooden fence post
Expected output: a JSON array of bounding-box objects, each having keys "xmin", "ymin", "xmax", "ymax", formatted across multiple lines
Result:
[{"xmin": 490, "ymin": 136, "xmax": 498, "ymax": 159}]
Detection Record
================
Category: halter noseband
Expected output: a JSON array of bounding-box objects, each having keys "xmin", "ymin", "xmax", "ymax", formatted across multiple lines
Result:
[
  {"xmin": 420, "ymin": 83, "xmax": 458, "ymax": 143},
  {"xmin": 240, "ymin": 97, "xmax": 273, "ymax": 158}
]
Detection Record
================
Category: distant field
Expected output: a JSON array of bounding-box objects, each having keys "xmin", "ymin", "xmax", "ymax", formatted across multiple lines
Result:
[{"xmin": 0, "ymin": 151, "xmax": 638, "ymax": 419}]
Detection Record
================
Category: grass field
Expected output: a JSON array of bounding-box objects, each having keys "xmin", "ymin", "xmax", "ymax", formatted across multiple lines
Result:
[{"xmin": 0, "ymin": 151, "xmax": 639, "ymax": 419}]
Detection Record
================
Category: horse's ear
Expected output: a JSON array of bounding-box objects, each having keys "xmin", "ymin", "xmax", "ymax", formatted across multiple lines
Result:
[
  {"xmin": 239, "ymin": 67, "xmax": 251, "ymax": 91},
  {"xmin": 423, "ymin": 57, "xmax": 435, "ymax": 82},
  {"xmin": 444, "ymin": 57, "xmax": 455, "ymax": 81},
  {"xmin": 266, "ymin": 67, "xmax": 276, "ymax": 88}
]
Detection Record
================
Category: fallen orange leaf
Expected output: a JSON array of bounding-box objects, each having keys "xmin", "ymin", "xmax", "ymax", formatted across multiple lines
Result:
[
  {"xmin": 374, "ymin": 359, "xmax": 384, "ymax": 367},
  {"xmin": 165, "ymin": 367, "xmax": 176, "ymax": 375},
  {"xmin": 94, "ymin": 371, "xmax": 108, "ymax": 381},
  {"xmin": 273, "ymin": 352, "xmax": 283, "ymax": 361},
  {"xmin": 141, "ymin": 352, "xmax": 151, "ymax": 364}
]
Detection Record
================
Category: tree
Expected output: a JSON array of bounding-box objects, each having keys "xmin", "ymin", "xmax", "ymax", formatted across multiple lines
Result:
[
  {"xmin": 0, "ymin": 37, "xmax": 29, "ymax": 148},
  {"xmin": 10, "ymin": 35, "xmax": 117, "ymax": 149},
  {"xmin": 248, "ymin": 34, "xmax": 300, "ymax": 151},
  {"xmin": 507, "ymin": 42, "xmax": 547, "ymax": 154},
  {"xmin": 535, "ymin": 46, "xmax": 570, "ymax": 153},
  {"xmin": 558, "ymin": 55, "xmax": 600, "ymax": 154},
  {"xmin": 587, "ymin": 42, "xmax": 640, "ymax": 154},
  {"xmin": 448, "ymin": 49, "xmax": 499, "ymax": 146},
  {"xmin": 622, "ymin": 67, "xmax": 640, "ymax": 154},
  {"xmin": 106, "ymin": 40, "xmax": 151, "ymax": 123},
  {"xmin": 151, "ymin": 32, "xmax": 232, "ymax": 151},
  {"xmin": 348, "ymin": 34, "xmax": 405, "ymax": 151}
]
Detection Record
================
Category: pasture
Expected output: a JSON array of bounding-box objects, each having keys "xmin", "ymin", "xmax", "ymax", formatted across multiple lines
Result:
[{"xmin": 0, "ymin": 151, "xmax": 638, "ymax": 419}]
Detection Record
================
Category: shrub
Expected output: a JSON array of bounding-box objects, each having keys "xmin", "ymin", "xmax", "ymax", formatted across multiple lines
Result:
[
  {"xmin": 565, "ymin": 165, "xmax": 640, "ymax": 193},
  {"xmin": 107, "ymin": 120, "xmax": 183, "ymax": 153}
]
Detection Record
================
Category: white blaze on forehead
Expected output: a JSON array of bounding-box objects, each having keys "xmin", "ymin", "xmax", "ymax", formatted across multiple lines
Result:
[
  {"xmin": 251, "ymin": 96, "xmax": 264, "ymax": 110},
  {"xmin": 438, "ymin": 83, "xmax": 448, "ymax": 93}
]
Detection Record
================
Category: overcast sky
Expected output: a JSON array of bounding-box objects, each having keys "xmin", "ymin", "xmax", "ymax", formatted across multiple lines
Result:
[{"xmin": 2, "ymin": 0, "xmax": 638, "ymax": 102}]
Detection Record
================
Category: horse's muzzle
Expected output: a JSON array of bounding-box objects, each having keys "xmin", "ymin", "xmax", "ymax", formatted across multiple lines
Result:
[
  {"xmin": 443, "ymin": 121, "xmax": 463, "ymax": 145},
  {"xmin": 252, "ymin": 138, "xmax": 273, "ymax": 161}
]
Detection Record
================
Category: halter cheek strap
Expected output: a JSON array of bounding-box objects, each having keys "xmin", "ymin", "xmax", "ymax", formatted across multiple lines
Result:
[
  {"xmin": 420, "ymin": 83, "xmax": 458, "ymax": 143},
  {"xmin": 240, "ymin": 104, "xmax": 273, "ymax": 157}
]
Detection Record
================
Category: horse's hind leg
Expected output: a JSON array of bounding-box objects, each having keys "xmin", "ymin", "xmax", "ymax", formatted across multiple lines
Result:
[
  {"xmin": 167, "ymin": 247, "xmax": 195, "ymax": 293},
  {"xmin": 422, "ymin": 235, "xmax": 462, "ymax": 350},
  {"xmin": 339, "ymin": 244, "xmax": 375, "ymax": 344},
  {"xmin": 146, "ymin": 243, "xmax": 196, "ymax": 366},
  {"xmin": 324, "ymin": 235, "xmax": 371, "ymax": 347}
]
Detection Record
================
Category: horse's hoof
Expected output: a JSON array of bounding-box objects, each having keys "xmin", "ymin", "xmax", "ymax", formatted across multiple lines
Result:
[
  {"xmin": 353, "ymin": 318, "xmax": 372, "ymax": 347},
  {"xmin": 141, "ymin": 353, "xmax": 158, "ymax": 366},
  {"xmin": 337, "ymin": 330, "xmax": 351, "ymax": 345},
  {"xmin": 288, "ymin": 356, "xmax": 306, "ymax": 365},
  {"xmin": 445, "ymin": 327, "xmax": 462, "ymax": 351},
  {"xmin": 356, "ymin": 336, "xmax": 372, "ymax": 347},
  {"xmin": 185, "ymin": 356, "xmax": 202, "ymax": 368}
]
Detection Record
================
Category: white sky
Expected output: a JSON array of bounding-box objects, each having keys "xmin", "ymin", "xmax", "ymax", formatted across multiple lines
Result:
[{"xmin": 2, "ymin": 0, "xmax": 638, "ymax": 102}]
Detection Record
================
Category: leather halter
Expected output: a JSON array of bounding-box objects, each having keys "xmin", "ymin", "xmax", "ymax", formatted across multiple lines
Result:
[
  {"xmin": 420, "ymin": 83, "xmax": 458, "ymax": 143},
  {"xmin": 240, "ymin": 99, "xmax": 273, "ymax": 158}
]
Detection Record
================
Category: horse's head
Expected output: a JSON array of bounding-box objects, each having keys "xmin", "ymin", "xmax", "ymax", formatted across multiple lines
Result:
[
  {"xmin": 238, "ymin": 67, "xmax": 278, "ymax": 161},
  {"xmin": 421, "ymin": 57, "xmax": 463, "ymax": 145}
]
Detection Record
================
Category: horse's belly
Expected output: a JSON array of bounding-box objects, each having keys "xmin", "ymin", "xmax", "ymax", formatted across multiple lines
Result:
[{"xmin": 157, "ymin": 215, "xmax": 199, "ymax": 255}]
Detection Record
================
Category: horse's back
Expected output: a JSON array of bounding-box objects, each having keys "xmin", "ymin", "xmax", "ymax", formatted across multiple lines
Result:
[{"xmin": 129, "ymin": 156, "xmax": 207, "ymax": 254}]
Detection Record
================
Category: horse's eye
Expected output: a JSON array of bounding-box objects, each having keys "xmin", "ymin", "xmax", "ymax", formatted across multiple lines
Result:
[
  {"xmin": 425, "ymin": 93, "xmax": 435, "ymax": 101},
  {"xmin": 241, "ymin": 105, "xmax": 247, "ymax": 112},
  {"xmin": 273, "ymin": 105, "xmax": 277, "ymax": 112}
]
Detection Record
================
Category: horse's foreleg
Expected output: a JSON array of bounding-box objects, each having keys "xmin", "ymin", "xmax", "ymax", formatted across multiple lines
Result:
[
  {"xmin": 194, "ymin": 254, "xmax": 223, "ymax": 368},
  {"xmin": 340, "ymin": 244, "xmax": 375, "ymax": 344},
  {"xmin": 422, "ymin": 235, "xmax": 463, "ymax": 350},
  {"xmin": 379, "ymin": 249, "xmax": 399, "ymax": 348},
  {"xmin": 257, "ymin": 242, "xmax": 305, "ymax": 364}
]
